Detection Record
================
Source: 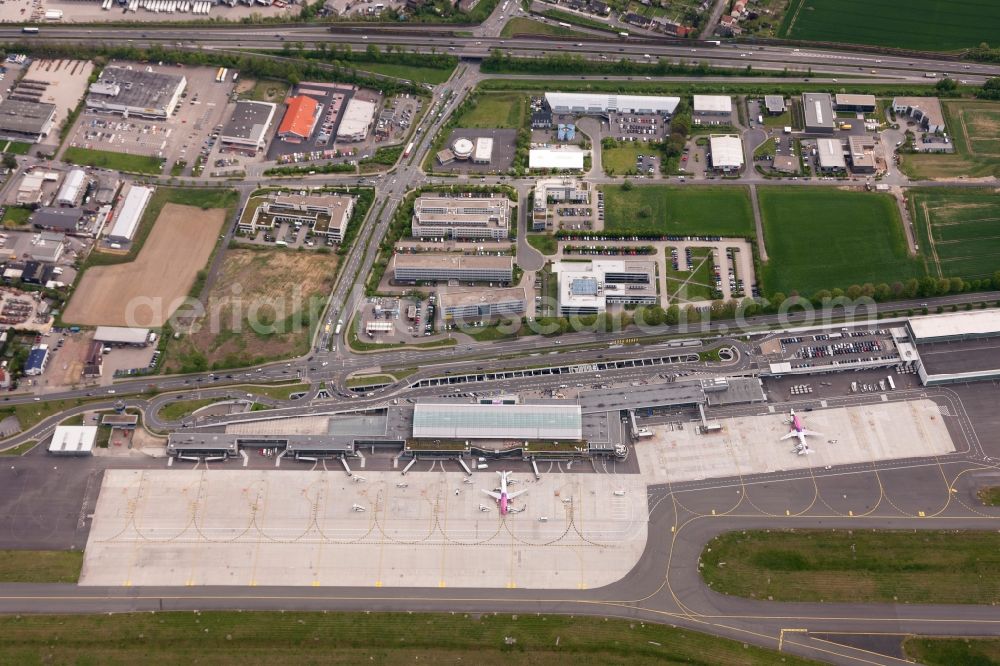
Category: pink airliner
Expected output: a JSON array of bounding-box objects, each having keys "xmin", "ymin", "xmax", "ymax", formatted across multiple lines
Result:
[
  {"xmin": 482, "ymin": 471, "xmax": 527, "ymax": 514},
  {"xmin": 780, "ymin": 408, "xmax": 823, "ymax": 454}
]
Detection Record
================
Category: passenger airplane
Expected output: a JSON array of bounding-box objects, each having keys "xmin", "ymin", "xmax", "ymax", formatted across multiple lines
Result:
[
  {"xmin": 482, "ymin": 471, "xmax": 527, "ymax": 515},
  {"xmin": 780, "ymin": 408, "xmax": 822, "ymax": 454}
]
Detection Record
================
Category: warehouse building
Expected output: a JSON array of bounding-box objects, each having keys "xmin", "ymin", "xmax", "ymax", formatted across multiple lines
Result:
[
  {"xmin": 277, "ymin": 95, "xmax": 320, "ymax": 143},
  {"xmin": 555, "ymin": 259, "xmax": 657, "ymax": 316},
  {"xmin": 708, "ymin": 134, "xmax": 744, "ymax": 172},
  {"xmin": 336, "ymin": 98, "xmax": 376, "ymax": 141},
  {"xmin": 441, "ymin": 287, "xmax": 526, "ymax": 322},
  {"xmin": 0, "ymin": 98, "xmax": 57, "ymax": 143},
  {"xmin": 107, "ymin": 184, "xmax": 154, "ymax": 244},
  {"xmin": 903, "ymin": 311, "xmax": 1000, "ymax": 385},
  {"xmin": 86, "ymin": 66, "xmax": 186, "ymax": 120},
  {"xmin": 692, "ymin": 95, "xmax": 733, "ymax": 125},
  {"xmin": 413, "ymin": 402, "xmax": 583, "ymax": 441},
  {"xmin": 763, "ymin": 95, "xmax": 786, "ymax": 115},
  {"xmin": 238, "ymin": 192, "xmax": 355, "ymax": 242},
  {"xmin": 834, "ymin": 94, "xmax": 877, "ymax": 113},
  {"xmin": 392, "ymin": 253, "xmax": 513, "ymax": 284},
  {"xmin": 30, "ymin": 207, "xmax": 84, "ymax": 234},
  {"xmin": 220, "ymin": 100, "xmax": 277, "ymax": 151},
  {"xmin": 891, "ymin": 97, "xmax": 945, "ymax": 133},
  {"xmin": 412, "ymin": 195, "xmax": 511, "ymax": 240},
  {"xmin": 802, "ymin": 92, "xmax": 835, "ymax": 133},
  {"xmin": 25, "ymin": 344, "xmax": 49, "ymax": 376},
  {"xmin": 544, "ymin": 92, "xmax": 680, "ymax": 116},
  {"xmin": 94, "ymin": 326, "xmax": 151, "ymax": 346},
  {"xmin": 528, "ymin": 146, "xmax": 586, "ymax": 171},
  {"xmin": 48, "ymin": 426, "xmax": 97, "ymax": 456},
  {"xmin": 56, "ymin": 169, "xmax": 88, "ymax": 207},
  {"xmin": 816, "ymin": 138, "xmax": 846, "ymax": 172}
]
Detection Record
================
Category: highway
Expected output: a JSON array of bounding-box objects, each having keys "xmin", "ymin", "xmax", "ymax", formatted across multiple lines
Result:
[{"xmin": 0, "ymin": 14, "xmax": 998, "ymax": 664}]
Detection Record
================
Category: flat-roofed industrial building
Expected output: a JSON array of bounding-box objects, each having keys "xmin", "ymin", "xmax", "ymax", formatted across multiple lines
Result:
[
  {"xmin": 816, "ymin": 138, "xmax": 846, "ymax": 172},
  {"xmin": 0, "ymin": 98, "xmax": 56, "ymax": 143},
  {"xmin": 848, "ymin": 135, "xmax": 876, "ymax": 173},
  {"xmin": 220, "ymin": 100, "xmax": 277, "ymax": 151},
  {"xmin": 802, "ymin": 92, "xmax": 835, "ymax": 133},
  {"xmin": 412, "ymin": 195, "xmax": 511, "ymax": 240},
  {"xmin": 107, "ymin": 184, "xmax": 155, "ymax": 244},
  {"xmin": 891, "ymin": 97, "xmax": 945, "ymax": 133},
  {"xmin": 441, "ymin": 287, "xmax": 526, "ymax": 321},
  {"xmin": 391, "ymin": 253, "xmax": 513, "ymax": 284},
  {"xmin": 708, "ymin": 134, "xmax": 744, "ymax": 172},
  {"xmin": 692, "ymin": 95, "xmax": 733, "ymax": 124},
  {"xmin": 763, "ymin": 95, "xmax": 786, "ymax": 115},
  {"xmin": 86, "ymin": 66, "xmax": 186, "ymax": 120},
  {"xmin": 834, "ymin": 94, "xmax": 877, "ymax": 113},
  {"xmin": 544, "ymin": 92, "xmax": 680, "ymax": 116},
  {"xmin": 336, "ymin": 98, "xmax": 376, "ymax": 142}
]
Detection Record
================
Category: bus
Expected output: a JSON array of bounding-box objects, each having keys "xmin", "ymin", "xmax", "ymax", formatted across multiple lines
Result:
[
  {"xmin": 22, "ymin": 26, "xmax": 39, "ymax": 34},
  {"xmin": 557, "ymin": 21, "xmax": 571, "ymax": 28},
  {"xmin": 618, "ymin": 31, "xmax": 629, "ymax": 38},
  {"xmin": 403, "ymin": 141, "xmax": 414, "ymax": 158},
  {"xmin": 886, "ymin": 375, "xmax": 896, "ymax": 390},
  {"xmin": 334, "ymin": 319, "xmax": 344, "ymax": 336},
  {"xmin": 215, "ymin": 67, "xmax": 225, "ymax": 83}
]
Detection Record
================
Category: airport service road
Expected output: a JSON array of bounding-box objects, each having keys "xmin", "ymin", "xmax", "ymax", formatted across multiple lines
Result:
[
  {"xmin": 637, "ymin": 399, "xmax": 955, "ymax": 484},
  {"xmin": 80, "ymin": 469, "xmax": 647, "ymax": 589}
]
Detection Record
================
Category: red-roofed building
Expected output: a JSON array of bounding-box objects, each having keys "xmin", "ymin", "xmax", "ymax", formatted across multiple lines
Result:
[{"xmin": 277, "ymin": 95, "xmax": 320, "ymax": 143}]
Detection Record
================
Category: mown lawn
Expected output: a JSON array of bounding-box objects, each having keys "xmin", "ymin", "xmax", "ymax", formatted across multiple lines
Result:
[
  {"xmin": 355, "ymin": 62, "xmax": 455, "ymax": 85},
  {"xmin": 527, "ymin": 233, "xmax": 558, "ymax": 255},
  {"xmin": 501, "ymin": 17, "xmax": 585, "ymax": 38},
  {"xmin": 63, "ymin": 147, "xmax": 164, "ymax": 175},
  {"xmin": 759, "ymin": 187, "xmax": 923, "ymax": 296},
  {"xmin": 702, "ymin": 529, "xmax": 1000, "ymax": 604},
  {"xmin": 0, "ymin": 550, "xmax": 82, "ymax": 583},
  {"xmin": 600, "ymin": 185, "xmax": 754, "ymax": 237},
  {"xmin": 0, "ymin": 611, "xmax": 821, "ymax": 665},
  {"xmin": 904, "ymin": 637, "xmax": 1000, "ymax": 666},
  {"xmin": 457, "ymin": 94, "xmax": 526, "ymax": 129}
]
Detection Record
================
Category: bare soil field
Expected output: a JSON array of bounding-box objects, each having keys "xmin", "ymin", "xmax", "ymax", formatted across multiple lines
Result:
[
  {"xmin": 163, "ymin": 248, "xmax": 337, "ymax": 372},
  {"xmin": 63, "ymin": 204, "xmax": 225, "ymax": 327}
]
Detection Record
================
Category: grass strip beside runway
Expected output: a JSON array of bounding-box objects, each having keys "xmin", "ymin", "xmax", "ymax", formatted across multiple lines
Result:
[
  {"xmin": 0, "ymin": 551, "xmax": 82, "ymax": 583},
  {"xmin": 0, "ymin": 611, "xmax": 820, "ymax": 665},
  {"xmin": 903, "ymin": 637, "xmax": 1000, "ymax": 666},
  {"xmin": 701, "ymin": 530, "xmax": 1000, "ymax": 604}
]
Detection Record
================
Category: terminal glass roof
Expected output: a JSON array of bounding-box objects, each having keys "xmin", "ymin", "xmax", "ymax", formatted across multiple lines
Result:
[{"xmin": 413, "ymin": 403, "xmax": 582, "ymax": 440}]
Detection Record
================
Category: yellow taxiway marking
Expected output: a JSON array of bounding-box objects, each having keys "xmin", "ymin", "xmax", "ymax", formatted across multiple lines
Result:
[
  {"xmin": 918, "ymin": 511, "xmax": 926, "ymax": 517},
  {"xmin": 711, "ymin": 509, "xmax": 716, "ymax": 515},
  {"xmin": 311, "ymin": 581, "xmax": 319, "ymax": 587},
  {"xmin": 849, "ymin": 510, "xmax": 854, "ymax": 516},
  {"xmin": 778, "ymin": 628, "xmax": 807, "ymax": 651},
  {"xmin": 506, "ymin": 582, "xmax": 516, "ymax": 589},
  {"xmin": 438, "ymin": 581, "xmax": 446, "ymax": 588},
  {"xmin": 123, "ymin": 581, "xmax": 132, "ymax": 587},
  {"xmin": 375, "ymin": 581, "xmax": 382, "ymax": 588},
  {"xmin": 785, "ymin": 510, "xmax": 791, "ymax": 516}
]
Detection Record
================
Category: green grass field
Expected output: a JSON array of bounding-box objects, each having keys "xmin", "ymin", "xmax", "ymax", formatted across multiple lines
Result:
[
  {"xmin": 600, "ymin": 185, "xmax": 754, "ymax": 237},
  {"xmin": 602, "ymin": 141, "xmax": 657, "ymax": 176},
  {"xmin": 456, "ymin": 94, "xmax": 526, "ymax": 129},
  {"xmin": 63, "ymin": 147, "xmax": 164, "ymax": 175},
  {"xmin": 355, "ymin": 62, "xmax": 454, "ymax": 85},
  {"xmin": 527, "ymin": 233, "xmax": 558, "ymax": 255},
  {"xmin": 158, "ymin": 397, "xmax": 220, "ymax": 421},
  {"xmin": 0, "ymin": 550, "xmax": 82, "ymax": 583},
  {"xmin": 909, "ymin": 188, "xmax": 1000, "ymax": 281},
  {"xmin": 1, "ymin": 206, "xmax": 31, "ymax": 227},
  {"xmin": 0, "ymin": 440, "xmax": 38, "ymax": 456},
  {"xmin": 1, "ymin": 140, "xmax": 32, "ymax": 155},
  {"xmin": 904, "ymin": 637, "xmax": 1000, "ymax": 666},
  {"xmin": 501, "ymin": 17, "xmax": 584, "ymax": 38},
  {"xmin": 759, "ymin": 187, "xmax": 923, "ymax": 296},
  {"xmin": 240, "ymin": 79, "xmax": 290, "ymax": 103},
  {"xmin": 702, "ymin": 529, "xmax": 1000, "ymax": 604},
  {"xmin": 0, "ymin": 611, "xmax": 819, "ymax": 665},
  {"xmin": 345, "ymin": 374, "xmax": 395, "ymax": 388},
  {"xmin": 899, "ymin": 100, "xmax": 1000, "ymax": 179},
  {"xmin": 780, "ymin": 0, "xmax": 999, "ymax": 51},
  {"xmin": 665, "ymin": 246, "xmax": 716, "ymax": 302},
  {"xmin": 978, "ymin": 486, "xmax": 1000, "ymax": 506}
]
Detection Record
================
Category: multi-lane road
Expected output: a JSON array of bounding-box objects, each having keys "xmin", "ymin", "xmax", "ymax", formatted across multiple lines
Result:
[{"xmin": 0, "ymin": 16, "xmax": 999, "ymax": 664}]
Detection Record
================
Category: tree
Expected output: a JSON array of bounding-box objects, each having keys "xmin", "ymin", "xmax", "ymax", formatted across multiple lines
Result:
[
  {"xmin": 621, "ymin": 179, "xmax": 634, "ymax": 192},
  {"xmin": 978, "ymin": 77, "xmax": 1000, "ymax": 100},
  {"xmin": 949, "ymin": 277, "xmax": 965, "ymax": 293},
  {"xmin": 1, "ymin": 153, "xmax": 16, "ymax": 170},
  {"xmin": 934, "ymin": 77, "xmax": 958, "ymax": 94}
]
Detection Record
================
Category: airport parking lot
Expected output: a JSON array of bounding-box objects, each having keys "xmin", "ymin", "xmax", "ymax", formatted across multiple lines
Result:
[{"xmin": 81, "ymin": 468, "xmax": 648, "ymax": 589}]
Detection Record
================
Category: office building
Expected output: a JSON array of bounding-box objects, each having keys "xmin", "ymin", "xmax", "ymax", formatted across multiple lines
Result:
[
  {"xmin": 802, "ymin": 92, "xmax": 835, "ymax": 133},
  {"xmin": 555, "ymin": 259, "xmax": 657, "ymax": 315},
  {"xmin": 412, "ymin": 195, "xmax": 511, "ymax": 240},
  {"xmin": 391, "ymin": 253, "xmax": 513, "ymax": 284}
]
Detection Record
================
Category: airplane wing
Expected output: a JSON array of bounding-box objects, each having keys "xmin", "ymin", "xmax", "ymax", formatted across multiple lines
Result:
[
  {"xmin": 780, "ymin": 431, "xmax": 798, "ymax": 440},
  {"xmin": 481, "ymin": 490, "xmax": 501, "ymax": 500},
  {"xmin": 507, "ymin": 489, "xmax": 528, "ymax": 500},
  {"xmin": 802, "ymin": 429, "xmax": 823, "ymax": 437}
]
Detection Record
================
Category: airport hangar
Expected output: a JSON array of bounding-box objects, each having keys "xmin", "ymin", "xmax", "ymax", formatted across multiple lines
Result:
[{"xmin": 166, "ymin": 378, "xmax": 765, "ymax": 464}]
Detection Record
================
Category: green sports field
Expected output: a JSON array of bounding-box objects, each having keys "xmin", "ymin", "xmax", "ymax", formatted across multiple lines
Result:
[
  {"xmin": 600, "ymin": 185, "xmax": 754, "ymax": 237},
  {"xmin": 909, "ymin": 189, "xmax": 1000, "ymax": 281},
  {"xmin": 759, "ymin": 187, "xmax": 924, "ymax": 296},
  {"xmin": 780, "ymin": 0, "xmax": 1000, "ymax": 51}
]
